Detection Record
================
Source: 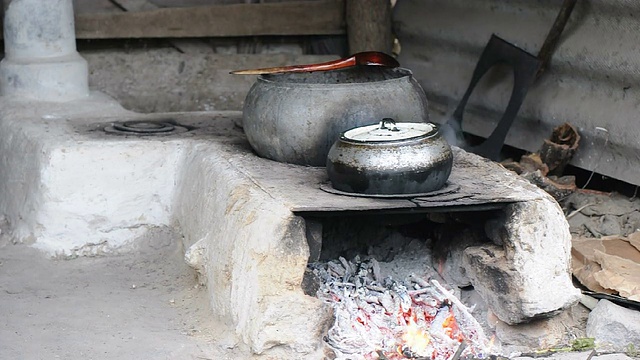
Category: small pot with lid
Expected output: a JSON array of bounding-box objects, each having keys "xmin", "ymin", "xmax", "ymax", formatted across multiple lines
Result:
[{"xmin": 326, "ymin": 118, "xmax": 453, "ymax": 195}]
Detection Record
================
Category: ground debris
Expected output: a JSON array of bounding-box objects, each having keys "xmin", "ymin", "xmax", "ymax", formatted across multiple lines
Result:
[
  {"xmin": 572, "ymin": 231, "xmax": 640, "ymax": 301},
  {"xmin": 309, "ymin": 257, "xmax": 492, "ymax": 360},
  {"xmin": 501, "ymin": 123, "xmax": 580, "ymax": 201},
  {"xmin": 564, "ymin": 191, "xmax": 640, "ymax": 238}
]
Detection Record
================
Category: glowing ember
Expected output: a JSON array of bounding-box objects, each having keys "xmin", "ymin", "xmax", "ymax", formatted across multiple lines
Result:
[
  {"xmin": 442, "ymin": 311, "xmax": 464, "ymax": 342},
  {"xmin": 487, "ymin": 335, "xmax": 497, "ymax": 353},
  {"xmin": 310, "ymin": 257, "xmax": 491, "ymax": 360},
  {"xmin": 401, "ymin": 318, "xmax": 432, "ymax": 358}
]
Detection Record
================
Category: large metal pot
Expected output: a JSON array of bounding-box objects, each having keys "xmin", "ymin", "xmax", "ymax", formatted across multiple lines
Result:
[
  {"xmin": 242, "ymin": 66, "xmax": 429, "ymax": 166},
  {"xmin": 326, "ymin": 118, "xmax": 453, "ymax": 195}
]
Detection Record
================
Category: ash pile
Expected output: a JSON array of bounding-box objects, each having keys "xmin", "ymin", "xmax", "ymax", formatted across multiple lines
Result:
[{"xmin": 307, "ymin": 236, "xmax": 494, "ymax": 360}]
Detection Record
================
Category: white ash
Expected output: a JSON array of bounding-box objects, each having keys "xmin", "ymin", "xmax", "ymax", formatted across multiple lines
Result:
[
  {"xmin": 309, "ymin": 238, "xmax": 492, "ymax": 360},
  {"xmin": 373, "ymin": 234, "xmax": 445, "ymax": 285}
]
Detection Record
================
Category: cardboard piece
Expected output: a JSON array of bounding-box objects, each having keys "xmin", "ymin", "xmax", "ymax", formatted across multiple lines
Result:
[{"xmin": 572, "ymin": 232, "xmax": 640, "ymax": 300}]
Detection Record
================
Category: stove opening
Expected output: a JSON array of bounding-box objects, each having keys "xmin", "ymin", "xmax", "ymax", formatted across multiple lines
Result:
[{"xmin": 303, "ymin": 210, "xmax": 503, "ymax": 359}]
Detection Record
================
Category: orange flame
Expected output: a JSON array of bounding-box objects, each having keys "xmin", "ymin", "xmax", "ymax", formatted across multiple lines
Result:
[
  {"xmin": 400, "ymin": 318, "xmax": 431, "ymax": 358},
  {"xmin": 442, "ymin": 310, "xmax": 464, "ymax": 342},
  {"xmin": 488, "ymin": 334, "xmax": 496, "ymax": 351}
]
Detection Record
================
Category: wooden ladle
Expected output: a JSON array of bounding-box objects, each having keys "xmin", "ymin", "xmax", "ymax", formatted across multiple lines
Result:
[{"xmin": 230, "ymin": 51, "xmax": 399, "ymax": 75}]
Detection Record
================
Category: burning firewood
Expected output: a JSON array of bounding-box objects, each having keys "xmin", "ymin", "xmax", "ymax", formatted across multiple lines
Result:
[{"xmin": 309, "ymin": 257, "xmax": 492, "ymax": 360}]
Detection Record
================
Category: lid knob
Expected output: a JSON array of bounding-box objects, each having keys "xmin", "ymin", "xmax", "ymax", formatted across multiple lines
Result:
[{"xmin": 379, "ymin": 118, "xmax": 400, "ymax": 132}]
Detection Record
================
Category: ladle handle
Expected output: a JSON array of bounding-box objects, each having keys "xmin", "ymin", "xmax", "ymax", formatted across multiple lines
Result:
[{"xmin": 230, "ymin": 51, "xmax": 399, "ymax": 75}]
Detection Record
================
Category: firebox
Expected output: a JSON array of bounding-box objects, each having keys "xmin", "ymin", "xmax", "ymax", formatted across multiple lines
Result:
[{"xmin": 303, "ymin": 212, "xmax": 499, "ymax": 358}]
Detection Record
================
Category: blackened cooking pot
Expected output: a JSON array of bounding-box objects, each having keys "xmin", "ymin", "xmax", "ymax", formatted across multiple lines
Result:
[
  {"xmin": 326, "ymin": 119, "xmax": 453, "ymax": 195},
  {"xmin": 242, "ymin": 66, "xmax": 429, "ymax": 166}
]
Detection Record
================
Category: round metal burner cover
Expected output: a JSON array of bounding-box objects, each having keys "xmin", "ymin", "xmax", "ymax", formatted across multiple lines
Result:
[
  {"xmin": 104, "ymin": 120, "xmax": 188, "ymax": 136},
  {"xmin": 113, "ymin": 121, "xmax": 174, "ymax": 133}
]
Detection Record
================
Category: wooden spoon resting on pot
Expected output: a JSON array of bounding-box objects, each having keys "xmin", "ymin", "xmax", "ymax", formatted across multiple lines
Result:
[{"xmin": 230, "ymin": 51, "xmax": 399, "ymax": 75}]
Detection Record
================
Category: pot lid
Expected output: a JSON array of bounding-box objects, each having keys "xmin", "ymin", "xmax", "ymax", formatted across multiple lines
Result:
[{"xmin": 342, "ymin": 118, "xmax": 436, "ymax": 142}]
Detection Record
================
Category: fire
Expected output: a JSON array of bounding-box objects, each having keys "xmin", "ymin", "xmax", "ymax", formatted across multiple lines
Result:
[
  {"xmin": 442, "ymin": 310, "xmax": 464, "ymax": 342},
  {"xmin": 399, "ymin": 318, "xmax": 432, "ymax": 358},
  {"xmin": 487, "ymin": 335, "xmax": 496, "ymax": 351},
  {"xmin": 311, "ymin": 258, "xmax": 492, "ymax": 359}
]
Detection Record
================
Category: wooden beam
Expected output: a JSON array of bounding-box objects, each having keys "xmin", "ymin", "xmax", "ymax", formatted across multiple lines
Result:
[
  {"xmin": 110, "ymin": 0, "xmax": 159, "ymax": 12},
  {"xmin": 75, "ymin": 0, "xmax": 346, "ymax": 39},
  {"xmin": 345, "ymin": 0, "xmax": 392, "ymax": 54}
]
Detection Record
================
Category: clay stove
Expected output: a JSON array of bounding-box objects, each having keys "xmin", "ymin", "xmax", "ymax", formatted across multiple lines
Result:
[{"xmin": 175, "ymin": 135, "xmax": 581, "ymax": 357}]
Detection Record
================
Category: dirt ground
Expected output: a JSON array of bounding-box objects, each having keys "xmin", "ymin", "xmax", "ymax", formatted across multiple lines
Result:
[{"xmin": 0, "ymin": 227, "xmax": 246, "ymax": 360}]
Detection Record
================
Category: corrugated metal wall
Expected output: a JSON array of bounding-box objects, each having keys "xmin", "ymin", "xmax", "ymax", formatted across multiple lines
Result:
[{"xmin": 394, "ymin": 0, "xmax": 640, "ymax": 186}]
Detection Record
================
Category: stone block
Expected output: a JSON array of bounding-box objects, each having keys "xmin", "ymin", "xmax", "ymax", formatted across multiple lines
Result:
[
  {"xmin": 175, "ymin": 143, "xmax": 334, "ymax": 357},
  {"xmin": 495, "ymin": 306, "xmax": 588, "ymax": 353},
  {"xmin": 463, "ymin": 198, "xmax": 581, "ymax": 324},
  {"xmin": 587, "ymin": 299, "xmax": 640, "ymax": 351}
]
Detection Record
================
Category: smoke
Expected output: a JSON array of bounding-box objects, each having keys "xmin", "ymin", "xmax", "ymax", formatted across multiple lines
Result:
[{"xmin": 434, "ymin": 110, "xmax": 471, "ymax": 150}]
